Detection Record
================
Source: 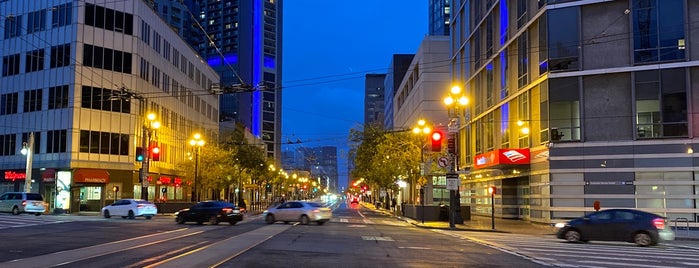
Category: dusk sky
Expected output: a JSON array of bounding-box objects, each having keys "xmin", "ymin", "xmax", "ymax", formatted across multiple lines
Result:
[{"xmin": 282, "ymin": 1, "xmax": 429, "ymax": 188}]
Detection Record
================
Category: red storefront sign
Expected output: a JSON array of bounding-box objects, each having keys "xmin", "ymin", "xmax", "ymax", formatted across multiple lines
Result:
[
  {"xmin": 474, "ymin": 148, "xmax": 530, "ymax": 169},
  {"xmin": 4, "ymin": 171, "xmax": 26, "ymax": 181},
  {"xmin": 159, "ymin": 176, "xmax": 171, "ymax": 184}
]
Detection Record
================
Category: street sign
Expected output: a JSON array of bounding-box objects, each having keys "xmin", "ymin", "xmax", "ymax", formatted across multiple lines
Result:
[
  {"xmin": 417, "ymin": 177, "xmax": 427, "ymax": 186},
  {"xmin": 437, "ymin": 157, "xmax": 449, "ymax": 168},
  {"xmin": 446, "ymin": 173, "xmax": 459, "ymax": 190}
]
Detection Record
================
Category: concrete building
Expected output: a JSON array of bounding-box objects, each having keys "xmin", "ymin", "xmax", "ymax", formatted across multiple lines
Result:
[
  {"xmin": 392, "ymin": 35, "xmax": 451, "ymax": 205},
  {"xmin": 0, "ymin": 0, "xmax": 219, "ymax": 212},
  {"xmin": 281, "ymin": 146, "xmax": 339, "ymax": 193},
  {"xmin": 451, "ymin": 0, "xmax": 699, "ymax": 224},
  {"xmin": 151, "ymin": 0, "xmax": 283, "ymax": 162}
]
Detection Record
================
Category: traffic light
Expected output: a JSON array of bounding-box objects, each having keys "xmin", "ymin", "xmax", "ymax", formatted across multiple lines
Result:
[
  {"xmin": 430, "ymin": 130, "xmax": 443, "ymax": 152},
  {"xmin": 135, "ymin": 147, "xmax": 144, "ymax": 162},
  {"xmin": 151, "ymin": 145, "xmax": 160, "ymax": 161},
  {"xmin": 488, "ymin": 186, "xmax": 497, "ymax": 195}
]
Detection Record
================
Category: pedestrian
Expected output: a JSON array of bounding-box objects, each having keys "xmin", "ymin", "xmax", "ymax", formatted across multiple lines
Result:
[{"xmin": 391, "ymin": 197, "xmax": 397, "ymax": 211}]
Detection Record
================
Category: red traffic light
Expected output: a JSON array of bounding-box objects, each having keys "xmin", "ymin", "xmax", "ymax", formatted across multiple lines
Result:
[
  {"xmin": 151, "ymin": 145, "xmax": 160, "ymax": 161},
  {"xmin": 488, "ymin": 186, "xmax": 497, "ymax": 195},
  {"xmin": 430, "ymin": 130, "xmax": 443, "ymax": 152}
]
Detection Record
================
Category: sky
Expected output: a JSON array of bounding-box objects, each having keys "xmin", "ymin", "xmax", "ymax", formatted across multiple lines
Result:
[{"xmin": 281, "ymin": 1, "xmax": 429, "ymax": 188}]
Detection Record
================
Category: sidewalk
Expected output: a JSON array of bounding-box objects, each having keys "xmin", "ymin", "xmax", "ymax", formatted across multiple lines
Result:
[{"xmin": 362, "ymin": 202, "xmax": 699, "ymax": 240}]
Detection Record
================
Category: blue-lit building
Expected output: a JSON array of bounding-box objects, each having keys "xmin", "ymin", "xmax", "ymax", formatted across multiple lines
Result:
[
  {"xmin": 151, "ymin": 0, "xmax": 283, "ymax": 161},
  {"xmin": 451, "ymin": 0, "xmax": 699, "ymax": 225}
]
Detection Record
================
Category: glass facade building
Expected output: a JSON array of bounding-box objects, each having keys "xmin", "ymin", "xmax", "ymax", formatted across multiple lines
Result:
[{"xmin": 451, "ymin": 0, "xmax": 699, "ymax": 224}]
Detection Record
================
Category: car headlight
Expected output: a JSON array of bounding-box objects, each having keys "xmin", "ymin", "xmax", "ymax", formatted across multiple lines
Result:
[{"xmin": 554, "ymin": 222, "xmax": 566, "ymax": 228}]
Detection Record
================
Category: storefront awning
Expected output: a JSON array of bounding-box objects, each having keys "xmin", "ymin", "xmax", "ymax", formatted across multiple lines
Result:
[
  {"xmin": 74, "ymin": 169, "xmax": 110, "ymax": 183},
  {"xmin": 42, "ymin": 169, "xmax": 56, "ymax": 182}
]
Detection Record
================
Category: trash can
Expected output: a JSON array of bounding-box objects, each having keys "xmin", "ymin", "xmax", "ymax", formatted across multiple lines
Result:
[{"xmin": 439, "ymin": 204, "xmax": 449, "ymax": 221}]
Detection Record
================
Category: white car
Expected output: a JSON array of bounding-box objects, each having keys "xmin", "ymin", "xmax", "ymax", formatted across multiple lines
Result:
[
  {"xmin": 101, "ymin": 199, "xmax": 157, "ymax": 219},
  {"xmin": 263, "ymin": 201, "xmax": 332, "ymax": 225},
  {"xmin": 0, "ymin": 192, "xmax": 47, "ymax": 216}
]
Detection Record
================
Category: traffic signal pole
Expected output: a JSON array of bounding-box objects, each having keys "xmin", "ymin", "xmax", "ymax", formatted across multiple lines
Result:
[{"xmin": 140, "ymin": 124, "xmax": 150, "ymax": 201}]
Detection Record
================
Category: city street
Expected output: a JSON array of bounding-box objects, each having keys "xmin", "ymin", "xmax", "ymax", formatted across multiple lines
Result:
[{"xmin": 1, "ymin": 202, "xmax": 699, "ymax": 267}]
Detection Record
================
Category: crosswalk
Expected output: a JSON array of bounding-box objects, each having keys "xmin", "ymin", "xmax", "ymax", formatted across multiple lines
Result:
[
  {"xmin": 0, "ymin": 214, "xmax": 69, "ymax": 229},
  {"xmin": 434, "ymin": 230, "xmax": 699, "ymax": 268}
]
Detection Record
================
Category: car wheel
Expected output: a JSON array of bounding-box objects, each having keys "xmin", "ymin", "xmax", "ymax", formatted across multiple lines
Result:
[
  {"xmin": 209, "ymin": 215, "xmax": 219, "ymax": 225},
  {"xmin": 564, "ymin": 230, "xmax": 581, "ymax": 243},
  {"xmin": 145, "ymin": 216, "xmax": 152, "ymax": 220},
  {"xmin": 128, "ymin": 211, "xmax": 135, "ymax": 220},
  {"xmin": 300, "ymin": 215, "xmax": 310, "ymax": 225},
  {"xmin": 229, "ymin": 221, "xmax": 238, "ymax": 225},
  {"xmin": 265, "ymin": 214, "xmax": 275, "ymax": 224},
  {"xmin": 103, "ymin": 210, "xmax": 111, "ymax": 218},
  {"xmin": 317, "ymin": 221, "xmax": 325, "ymax": 225},
  {"xmin": 176, "ymin": 216, "xmax": 185, "ymax": 224},
  {"xmin": 35, "ymin": 213, "xmax": 41, "ymax": 216},
  {"xmin": 634, "ymin": 232, "xmax": 653, "ymax": 247},
  {"xmin": 11, "ymin": 206, "xmax": 20, "ymax": 215}
]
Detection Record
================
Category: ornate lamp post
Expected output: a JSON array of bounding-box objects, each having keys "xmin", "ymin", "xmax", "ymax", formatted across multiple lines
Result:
[
  {"xmin": 189, "ymin": 133, "xmax": 205, "ymax": 202},
  {"xmin": 443, "ymin": 85, "xmax": 469, "ymax": 229},
  {"xmin": 412, "ymin": 119, "xmax": 431, "ymax": 224},
  {"xmin": 140, "ymin": 113, "xmax": 160, "ymax": 201}
]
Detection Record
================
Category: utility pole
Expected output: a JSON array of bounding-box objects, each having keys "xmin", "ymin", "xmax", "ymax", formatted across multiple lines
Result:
[{"xmin": 23, "ymin": 132, "xmax": 34, "ymax": 193}]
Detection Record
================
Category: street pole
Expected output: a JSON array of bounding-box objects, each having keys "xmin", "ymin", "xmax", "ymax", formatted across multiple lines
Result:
[
  {"xmin": 491, "ymin": 191, "xmax": 495, "ymax": 230},
  {"xmin": 23, "ymin": 132, "xmax": 34, "ymax": 193},
  {"xmin": 192, "ymin": 147, "xmax": 199, "ymax": 202},
  {"xmin": 140, "ymin": 125, "xmax": 150, "ymax": 201}
]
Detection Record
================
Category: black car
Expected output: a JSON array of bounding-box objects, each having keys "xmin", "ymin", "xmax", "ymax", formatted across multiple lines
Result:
[
  {"xmin": 555, "ymin": 209, "xmax": 675, "ymax": 246},
  {"xmin": 175, "ymin": 201, "xmax": 243, "ymax": 225}
]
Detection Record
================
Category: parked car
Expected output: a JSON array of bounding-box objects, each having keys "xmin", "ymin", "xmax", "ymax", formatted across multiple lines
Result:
[
  {"xmin": 0, "ymin": 192, "xmax": 46, "ymax": 216},
  {"xmin": 175, "ymin": 201, "xmax": 243, "ymax": 225},
  {"xmin": 555, "ymin": 209, "xmax": 675, "ymax": 246},
  {"xmin": 350, "ymin": 196, "xmax": 359, "ymax": 204},
  {"xmin": 101, "ymin": 199, "xmax": 158, "ymax": 219},
  {"xmin": 263, "ymin": 201, "xmax": 332, "ymax": 225}
]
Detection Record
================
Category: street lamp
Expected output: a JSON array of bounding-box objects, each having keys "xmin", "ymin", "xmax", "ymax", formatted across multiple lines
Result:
[
  {"xmin": 140, "ymin": 113, "xmax": 160, "ymax": 201},
  {"xmin": 189, "ymin": 133, "xmax": 205, "ymax": 202},
  {"xmin": 412, "ymin": 119, "xmax": 431, "ymax": 224},
  {"xmin": 443, "ymin": 85, "xmax": 469, "ymax": 229},
  {"xmin": 20, "ymin": 132, "xmax": 35, "ymax": 193}
]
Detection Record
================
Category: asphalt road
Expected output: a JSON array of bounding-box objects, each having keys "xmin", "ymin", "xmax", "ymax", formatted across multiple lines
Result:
[{"xmin": 0, "ymin": 202, "xmax": 545, "ymax": 268}]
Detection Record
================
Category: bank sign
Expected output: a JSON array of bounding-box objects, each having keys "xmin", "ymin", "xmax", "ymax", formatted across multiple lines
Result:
[{"xmin": 474, "ymin": 148, "xmax": 530, "ymax": 169}]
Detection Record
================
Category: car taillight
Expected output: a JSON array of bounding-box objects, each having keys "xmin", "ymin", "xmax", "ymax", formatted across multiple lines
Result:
[
  {"xmin": 312, "ymin": 209, "xmax": 320, "ymax": 213},
  {"xmin": 21, "ymin": 200, "xmax": 27, "ymax": 206},
  {"xmin": 222, "ymin": 208, "xmax": 233, "ymax": 213},
  {"xmin": 652, "ymin": 218, "xmax": 665, "ymax": 229}
]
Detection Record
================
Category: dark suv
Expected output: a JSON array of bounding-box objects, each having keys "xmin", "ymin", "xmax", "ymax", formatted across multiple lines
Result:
[
  {"xmin": 0, "ymin": 192, "xmax": 47, "ymax": 216},
  {"xmin": 175, "ymin": 201, "xmax": 243, "ymax": 225},
  {"xmin": 556, "ymin": 209, "xmax": 675, "ymax": 246}
]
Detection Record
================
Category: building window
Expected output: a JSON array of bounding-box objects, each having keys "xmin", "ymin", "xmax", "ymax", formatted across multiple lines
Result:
[
  {"xmin": 517, "ymin": 92, "xmax": 530, "ymax": 148},
  {"xmin": 21, "ymin": 132, "xmax": 41, "ymax": 155},
  {"xmin": 517, "ymin": 33, "xmax": 528, "ymax": 89},
  {"xmin": 85, "ymin": 3, "xmax": 133, "ymax": 35},
  {"xmin": 635, "ymin": 68, "xmax": 687, "ymax": 138},
  {"xmin": 0, "ymin": 134, "xmax": 17, "ymax": 156},
  {"xmin": 25, "ymin": 49, "xmax": 45, "ymax": 73},
  {"xmin": 0, "ymin": 92, "xmax": 18, "ymax": 115},
  {"xmin": 548, "ymin": 7, "xmax": 580, "ymax": 72},
  {"xmin": 23, "ymin": 88, "xmax": 42, "ymax": 112},
  {"xmin": 46, "ymin": 130, "xmax": 67, "ymax": 153},
  {"xmin": 79, "ymin": 130, "xmax": 128, "ymax": 156},
  {"xmin": 50, "ymin": 44, "xmax": 71, "ymax": 68},
  {"xmin": 2, "ymin": 54, "xmax": 20, "ymax": 77},
  {"xmin": 82, "ymin": 44, "xmax": 132, "ymax": 74},
  {"xmin": 549, "ymin": 78, "xmax": 581, "ymax": 141},
  {"xmin": 51, "ymin": 3, "xmax": 72, "ymax": 28},
  {"xmin": 141, "ymin": 21, "xmax": 151, "ymax": 45},
  {"xmin": 27, "ymin": 9, "xmax": 47, "ymax": 34},
  {"xmin": 151, "ymin": 66, "xmax": 160, "ymax": 88},
  {"xmin": 48, "ymin": 85, "xmax": 69, "ymax": 109},
  {"xmin": 4, "ymin": 15, "xmax": 21, "ymax": 39},
  {"xmin": 632, "ymin": 0, "xmax": 685, "ymax": 64},
  {"xmin": 516, "ymin": 0, "xmax": 527, "ymax": 29},
  {"xmin": 153, "ymin": 32, "xmax": 161, "ymax": 53},
  {"xmin": 81, "ymin": 86, "xmax": 130, "ymax": 114}
]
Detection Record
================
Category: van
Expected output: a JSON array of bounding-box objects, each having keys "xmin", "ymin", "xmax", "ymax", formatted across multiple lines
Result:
[{"xmin": 0, "ymin": 192, "xmax": 47, "ymax": 216}]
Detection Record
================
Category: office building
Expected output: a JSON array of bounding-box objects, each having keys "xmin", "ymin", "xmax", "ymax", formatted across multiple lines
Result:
[
  {"xmin": 451, "ymin": 0, "xmax": 698, "ymax": 224},
  {"xmin": 0, "ymin": 0, "xmax": 219, "ymax": 212},
  {"xmin": 429, "ymin": 0, "xmax": 451, "ymax": 36}
]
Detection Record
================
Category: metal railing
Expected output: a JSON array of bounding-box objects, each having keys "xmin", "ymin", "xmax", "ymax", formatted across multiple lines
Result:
[{"xmin": 672, "ymin": 217, "xmax": 689, "ymax": 236}]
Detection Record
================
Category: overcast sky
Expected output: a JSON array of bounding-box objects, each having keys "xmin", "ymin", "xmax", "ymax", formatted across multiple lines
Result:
[{"xmin": 282, "ymin": 1, "xmax": 429, "ymax": 188}]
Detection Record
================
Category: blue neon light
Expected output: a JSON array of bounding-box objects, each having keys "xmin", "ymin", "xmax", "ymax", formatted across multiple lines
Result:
[
  {"xmin": 501, "ymin": 103, "xmax": 509, "ymax": 134},
  {"xmin": 500, "ymin": 1, "xmax": 508, "ymax": 45},
  {"xmin": 207, "ymin": 53, "xmax": 238, "ymax": 67},
  {"xmin": 264, "ymin": 56, "xmax": 275, "ymax": 69},
  {"xmin": 251, "ymin": 0, "xmax": 262, "ymax": 136}
]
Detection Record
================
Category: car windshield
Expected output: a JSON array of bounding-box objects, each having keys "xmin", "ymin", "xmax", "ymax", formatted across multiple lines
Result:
[
  {"xmin": 135, "ymin": 200, "xmax": 152, "ymax": 204},
  {"xmin": 26, "ymin": 194, "xmax": 43, "ymax": 201},
  {"xmin": 307, "ymin": 202, "xmax": 323, "ymax": 208}
]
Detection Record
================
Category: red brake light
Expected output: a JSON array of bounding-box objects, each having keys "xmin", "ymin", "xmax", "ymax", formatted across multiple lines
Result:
[
  {"xmin": 21, "ymin": 200, "xmax": 27, "ymax": 206},
  {"xmin": 222, "ymin": 208, "xmax": 233, "ymax": 213},
  {"xmin": 652, "ymin": 218, "xmax": 665, "ymax": 229}
]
